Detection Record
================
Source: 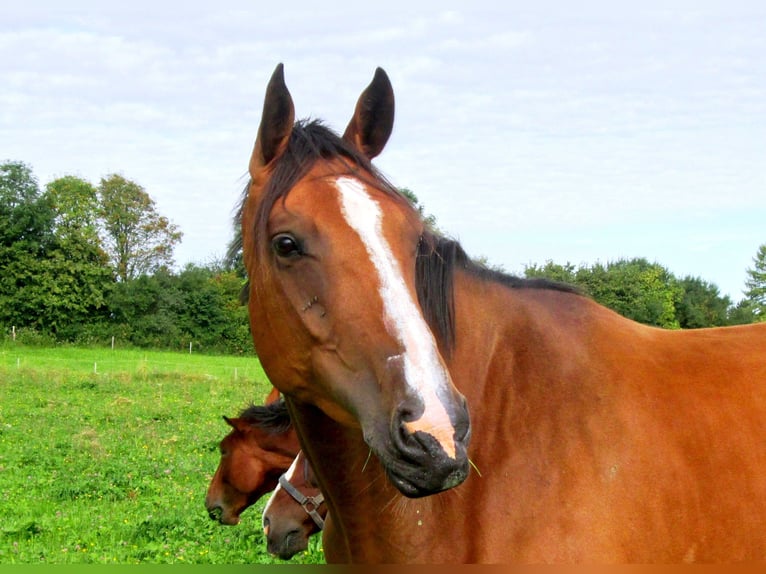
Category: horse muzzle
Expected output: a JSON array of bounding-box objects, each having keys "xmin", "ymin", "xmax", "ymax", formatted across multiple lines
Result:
[
  {"xmin": 373, "ymin": 400, "xmax": 472, "ymax": 497},
  {"xmin": 205, "ymin": 503, "xmax": 240, "ymax": 525}
]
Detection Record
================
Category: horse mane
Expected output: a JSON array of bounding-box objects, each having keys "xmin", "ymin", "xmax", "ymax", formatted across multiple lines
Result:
[
  {"xmin": 235, "ymin": 118, "xmax": 581, "ymax": 357},
  {"xmin": 238, "ymin": 399, "xmax": 292, "ymax": 434},
  {"xmin": 416, "ymin": 231, "xmax": 582, "ymax": 357}
]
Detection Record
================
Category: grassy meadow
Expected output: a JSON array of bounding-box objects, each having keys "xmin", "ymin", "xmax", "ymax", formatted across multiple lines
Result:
[{"xmin": 0, "ymin": 343, "xmax": 324, "ymax": 564}]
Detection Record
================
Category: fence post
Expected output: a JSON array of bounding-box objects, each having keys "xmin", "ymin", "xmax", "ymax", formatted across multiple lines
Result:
[{"xmin": 189, "ymin": 341, "xmax": 193, "ymax": 354}]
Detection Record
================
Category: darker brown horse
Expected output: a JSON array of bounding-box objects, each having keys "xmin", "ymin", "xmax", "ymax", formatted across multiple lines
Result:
[
  {"xmin": 262, "ymin": 450, "xmax": 327, "ymax": 560},
  {"xmin": 238, "ymin": 63, "xmax": 766, "ymax": 562},
  {"xmin": 205, "ymin": 398, "xmax": 300, "ymax": 525}
]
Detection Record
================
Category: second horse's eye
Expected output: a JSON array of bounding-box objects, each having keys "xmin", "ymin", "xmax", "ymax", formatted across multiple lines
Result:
[{"xmin": 272, "ymin": 234, "xmax": 302, "ymax": 258}]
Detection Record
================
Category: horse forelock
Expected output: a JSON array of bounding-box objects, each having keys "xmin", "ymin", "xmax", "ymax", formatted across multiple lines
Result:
[{"xmin": 248, "ymin": 119, "xmax": 401, "ymax": 259}]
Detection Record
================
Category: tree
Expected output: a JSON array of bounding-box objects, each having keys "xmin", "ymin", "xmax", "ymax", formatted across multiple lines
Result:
[
  {"xmin": 579, "ymin": 259, "xmax": 683, "ymax": 328},
  {"xmin": 399, "ymin": 187, "xmax": 438, "ymax": 230},
  {"xmin": 674, "ymin": 276, "xmax": 732, "ymax": 328},
  {"xmin": 525, "ymin": 258, "xmax": 683, "ymax": 328},
  {"xmin": 97, "ymin": 174, "xmax": 183, "ymax": 282},
  {"xmin": 743, "ymin": 243, "xmax": 766, "ymax": 321},
  {"xmin": 0, "ymin": 164, "xmax": 114, "ymax": 336},
  {"xmin": 524, "ymin": 261, "xmax": 578, "ymax": 285},
  {"xmin": 0, "ymin": 160, "xmax": 54, "ymax": 253},
  {"xmin": 45, "ymin": 175, "xmax": 102, "ymax": 250}
]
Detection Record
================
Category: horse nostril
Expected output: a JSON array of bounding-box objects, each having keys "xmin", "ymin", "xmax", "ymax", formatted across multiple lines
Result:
[{"xmin": 454, "ymin": 399, "xmax": 471, "ymax": 444}]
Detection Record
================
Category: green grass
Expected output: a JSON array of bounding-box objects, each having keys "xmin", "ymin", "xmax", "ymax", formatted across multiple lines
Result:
[{"xmin": 0, "ymin": 344, "xmax": 324, "ymax": 564}]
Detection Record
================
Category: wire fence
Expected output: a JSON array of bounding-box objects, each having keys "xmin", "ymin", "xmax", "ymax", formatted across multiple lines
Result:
[{"xmin": 0, "ymin": 343, "xmax": 266, "ymax": 383}]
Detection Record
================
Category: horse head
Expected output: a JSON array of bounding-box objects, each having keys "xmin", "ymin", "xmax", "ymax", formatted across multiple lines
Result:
[{"xmin": 240, "ymin": 64, "xmax": 471, "ymax": 497}]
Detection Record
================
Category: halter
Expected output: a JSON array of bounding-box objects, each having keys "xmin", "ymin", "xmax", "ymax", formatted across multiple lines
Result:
[{"xmin": 278, "ymin": 464, "xmax": 325, "ymax": 530}]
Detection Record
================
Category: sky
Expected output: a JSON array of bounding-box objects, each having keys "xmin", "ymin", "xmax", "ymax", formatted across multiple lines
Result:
[{"xmin": 2, "ymin": 1, "xmax": 764, "ymax": 301}]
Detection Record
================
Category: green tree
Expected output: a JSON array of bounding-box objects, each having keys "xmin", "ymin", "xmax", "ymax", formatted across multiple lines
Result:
[
  {"xmin": 581, "ymin": 259, "xmax": 682, "ymax": 328},
  {"xmin": 0, "ymin": 161, "xmax": 54, "ymax": 332},
  {"xmin": 0, "ymin": 164, "xmax": 114, "ymax": 337},
  {"xmin": 45, "ymin": 175, "xmax": 102, "ymax": 250},
  {"xmin": 97, "ymin": 174, "xmax": 183, "ymax": 282},
  {"xmin": 674, "ymin": 276, "xmax": 732, "ymax": 328},
  {"xmin": 728, "ymin": 299, "xmax": 758, "ymax": 325},
  {"xmin": 399, "ymin": 187, "xmax": 438, "ymax": 230},
  {"xmin": 0, "ymin": 160, "xmax": 54, "ymax": 253},
  {"xmin": 743, "ymin": 243, "xmax": 766, "ymax": 321},
  {"xmin": 107, "ymin": 270, "xmax": 183, "ymax": 347},
  {"xmin": 524, "ymin": 261, "xmax": 578, "ymax": 285},
  {"xmin": 525, "ymin": 257, "xmax": 683, "ymax": 328}
]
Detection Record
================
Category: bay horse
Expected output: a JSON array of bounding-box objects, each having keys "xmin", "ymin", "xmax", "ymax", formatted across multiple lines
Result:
[
  {"xmin": 262, "ymin": 450, "xmax": 327, "ymax": 560},
  {"xmin": 205, "ymin": 397, "xmax": 300, "ymax": 525},
  {"xmin": 238, "ymin": 63, "xmax": 766, "ymax": 562}
]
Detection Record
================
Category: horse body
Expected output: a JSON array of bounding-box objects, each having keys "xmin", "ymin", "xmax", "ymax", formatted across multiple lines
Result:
[
  {"xmin": 240, "ymin": 63, "xmax": 766, "ymax": 562},
  {"xmin": 443, "ymin": 280, "xmax": 766, "ymax": 562}
]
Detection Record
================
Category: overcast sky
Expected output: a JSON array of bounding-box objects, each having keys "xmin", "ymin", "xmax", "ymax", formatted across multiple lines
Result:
[{"xmin": 2, "ymin": 1, "xmax": 764, "ymax": 300}]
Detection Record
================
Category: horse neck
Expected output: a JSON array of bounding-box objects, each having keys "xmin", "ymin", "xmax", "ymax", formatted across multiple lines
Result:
[
  {"xmin": 446, "ymin": 268, "xmax": 633, "ymax": 467},
  {"xmin": 286, "ymin": 398, "xmax": 424, "ymax": 562}
]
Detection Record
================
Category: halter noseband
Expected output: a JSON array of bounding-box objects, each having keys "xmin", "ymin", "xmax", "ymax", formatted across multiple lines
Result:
[{"xmin": 278, "ymin": 472, "xmax": 325, "ymax": 530}]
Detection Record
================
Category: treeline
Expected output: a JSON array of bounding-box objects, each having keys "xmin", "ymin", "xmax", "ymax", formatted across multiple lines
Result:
[
  {"xmin": 524, "ymin": 259, "xmax": 759, "ymax": 329},
  {"xmin": 1, "ymin": 160, "xmax": 250, "ymax": 353},
  {"xmin": 2, "ymin": 162, "xmax": 763, "ymax": 353}
]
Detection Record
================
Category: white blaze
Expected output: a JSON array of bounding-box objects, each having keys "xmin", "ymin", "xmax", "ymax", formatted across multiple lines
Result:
[
  {"xmin": 335, "ymin": 176, "xmax": 456, "ymax": 459},
  {"xmin": 262, "ymin": 452, "xmax": 301, "ymax": 531}
]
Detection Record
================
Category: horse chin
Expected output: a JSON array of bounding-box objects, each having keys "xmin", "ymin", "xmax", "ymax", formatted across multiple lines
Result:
[
  {"xmin": 214, "ymin": 508, "xmax": 241, "ymax": 526},
  {"xmin": 381, "ymin": 445, "xmax": 470, "ymax": 498},
  {"xmin": 268, "ymin": 530, "xmax": 308, "ymax": 560}
]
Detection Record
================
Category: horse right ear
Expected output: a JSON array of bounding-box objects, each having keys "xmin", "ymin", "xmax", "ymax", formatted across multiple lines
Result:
[
  {"xmin": 223, "ymin": 415, "xmax": 236, "ymax": 428},
  {"xmin": 249, "ymin": 63, "xmax": 295, "ymax": 179}
]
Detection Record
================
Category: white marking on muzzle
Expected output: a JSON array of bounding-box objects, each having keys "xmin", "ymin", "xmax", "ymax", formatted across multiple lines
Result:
[
  {"xmin": 262, "ymin": 453, "xmax": 301, "ymax": 533},
  {"xmin": 335, "ymin": 176, "xmax": 457, "ymax": 459}
]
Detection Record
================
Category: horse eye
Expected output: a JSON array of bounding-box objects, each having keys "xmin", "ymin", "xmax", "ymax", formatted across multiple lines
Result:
[{"xmin": 271, "ymin": 234, "xmax": 302, "ymax": 258}]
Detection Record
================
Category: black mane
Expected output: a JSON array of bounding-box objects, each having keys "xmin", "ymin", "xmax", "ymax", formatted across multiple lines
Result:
[
  {"xmin": 238, "ymin": 399, "xmax": 292, "ymax": 434},
  {"xmin": 416, "ymin": 232, "xmax": 581, "ymax": 356},
  {"xmin": 235, "ymin": 118, "xmax": 581, "ymax": 356}
]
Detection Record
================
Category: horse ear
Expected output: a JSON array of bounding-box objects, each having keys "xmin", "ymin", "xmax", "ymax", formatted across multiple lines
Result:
[
  {"xmin": 222, "ymin": 415, "xmax": 236, "ymax": 428},
  {"xmin": 265, "ymin": 387, "xmax": 281, "ymax": 404},
  {"xmin": 342, "ymin": 67, "xmax": 395, "ymax": 159},
  {"xmin": 250, "ymin": 63, "xmax": 295, "ymax": 178}
]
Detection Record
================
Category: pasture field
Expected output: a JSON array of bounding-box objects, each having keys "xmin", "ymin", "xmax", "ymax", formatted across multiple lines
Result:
[{"xmin": 0, "ymin": 344, "xmax": 324, "ymax": 564}]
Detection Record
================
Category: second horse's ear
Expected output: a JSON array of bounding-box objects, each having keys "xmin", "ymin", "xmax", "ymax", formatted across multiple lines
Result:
[
  {"xmin": 342, "ymin": 67, "xmax": 395, "ymax": 159},
  {"xmin": 250, "ymin": 63, "xmax": 295, "ymax": 179}
]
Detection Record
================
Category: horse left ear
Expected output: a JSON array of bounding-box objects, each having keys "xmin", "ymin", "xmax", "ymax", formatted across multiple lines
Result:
[
  {"xmin": 250, "ymin": 63, "xmax": 295, "ymax": 179},
  {"xmin": 342, "ymin": 67, "xmax": 395, "ymax": 159},
  {"xmin": 264, "ymin": 387, "xmax": 281, "ymax": 404}
]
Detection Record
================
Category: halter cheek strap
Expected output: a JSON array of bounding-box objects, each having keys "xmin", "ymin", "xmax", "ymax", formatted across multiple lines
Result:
[{"xmin": 278, "ymin": 474, "xmax": 325, "ymax": 530}]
